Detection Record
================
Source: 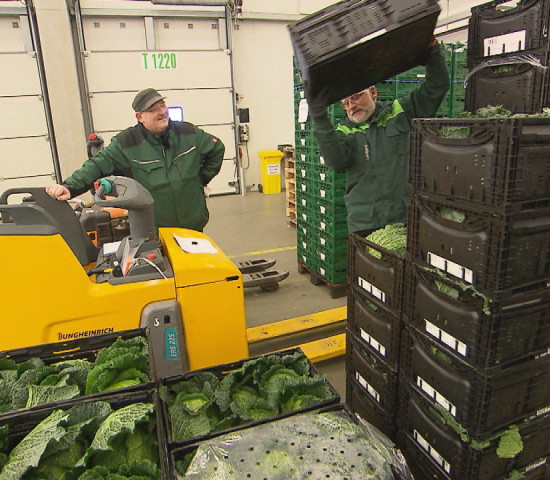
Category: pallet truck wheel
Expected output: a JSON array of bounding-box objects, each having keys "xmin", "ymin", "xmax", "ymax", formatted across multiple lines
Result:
[{"xmin": 260, "ymin": 282, "xmax": 279, "ymax": 292}]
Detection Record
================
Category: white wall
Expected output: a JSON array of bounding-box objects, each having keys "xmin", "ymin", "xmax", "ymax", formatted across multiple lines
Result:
[{"xmin": 232, "ymin": 19, "xmax": 296, "ymax": 189}]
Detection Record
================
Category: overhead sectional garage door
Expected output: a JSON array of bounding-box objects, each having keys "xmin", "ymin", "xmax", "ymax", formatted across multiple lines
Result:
[
  {"xmin": 0, "ymin": 3, "xmax": 57, "ymax": 197},
  {"xmin": 77, "ymin": 2, "xmax": 239, "ymax": 195}
]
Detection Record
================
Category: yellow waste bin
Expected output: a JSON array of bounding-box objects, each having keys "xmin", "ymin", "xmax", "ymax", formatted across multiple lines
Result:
[{"xmin": 258, "ymin": 150, "xmax": 283, "ymax": 194}]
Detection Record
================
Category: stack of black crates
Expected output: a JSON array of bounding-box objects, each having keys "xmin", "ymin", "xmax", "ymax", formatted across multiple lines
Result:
[
  {"xmin": 398, "ymin": 113, "xmax": 550, "ymax": 479},
  {"xmin": 343, "ymin": 43, "xmax": 470, "ymax": 447},
  {"xmin": 465, "ymin": 0, "xmax": 550, "ymax": 114},
  {"xmin": 293, "ymin": 58, "xmax": 349, "ymax": 298}
]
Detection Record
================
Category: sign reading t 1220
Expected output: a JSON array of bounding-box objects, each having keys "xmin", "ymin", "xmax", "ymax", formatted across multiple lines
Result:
[{"xmin": 141, "ymin": 52, "xmax": 178, "ymax": 70}]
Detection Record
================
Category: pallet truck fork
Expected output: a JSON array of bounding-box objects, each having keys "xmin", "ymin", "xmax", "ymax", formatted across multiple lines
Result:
[{"xmin": 235, "ymin": 258, "xmax": 289, "ymax": 291}]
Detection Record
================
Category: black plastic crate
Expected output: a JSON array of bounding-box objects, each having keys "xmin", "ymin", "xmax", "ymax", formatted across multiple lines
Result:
[
  {"xmin": 0, "ymin": 328, "xmax": 155, "ymax": 419},
  {"xmin": 158, "ymin": 347, "xmax": 340, "ymax": 449},
  {"xmin": 348, "ymin": 230, "xmax": 406, "ymax": 315},
  {"xmin": 399, "ymin": 325, "xmax": 550, "ymax": 437},
  {"xmin": 409, "ymin": 117, "xmax": 550, "ymax": 208},
  {"xmin": 465, "ymin": 48, "xmax": 550, "ymax": 114},
  {"xmin": 348, "ymin": 284, "xmax": 403, "ymax": 369},
  {"xmin": 398, "ymin": 381, "xmax": 550, "ymax": 480},
  {"xmin": 403, "ymin": 263, "xmax": 550, "ymax": 369},
  {"xmin": 406, "ymin": 452, "xmax": 550, "ymax": 480},
  {"xmin": 407, "ymin": 194, "xmax": 550, "ymax": 297},
  {"xmin": 346, "ymin": 330, "xmax": 399, "ymax": 415},
  {"xmin": 288, "ymin": 0, "xmax": 440, "ymax": 106},
  {"xmin": 0, "ymin": 388, "xmax": 169, "ymax": 479},
  {"xmin": 346, "ymin": 374, "xmax": 397, "ymax": 441},
  {"xmin": 467, "ymin": 0, "xmax": 550, "ymax": 63}
]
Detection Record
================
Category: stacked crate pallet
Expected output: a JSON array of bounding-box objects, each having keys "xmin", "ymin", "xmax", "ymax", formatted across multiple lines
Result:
[
  {"xmin": 376, "ymin": 42, "xmax": 468, "ymax": 118},
  {"xmin": 398, "ymin": 116, "xmax": 550, "ymax": 480},
  {"xmin": 283, "ymin": 145, "xmax": 297, "ymax": 227},
  {"xmin": 465, "ymin": 0, "xmax": 550, "ymax": 114},
  {"xmin": 293, "ymin": 59, "xmax": 349, "ymax": 299}
]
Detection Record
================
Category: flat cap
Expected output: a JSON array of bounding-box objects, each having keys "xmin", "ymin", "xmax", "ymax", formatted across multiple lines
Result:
[{"xmin": 132, "ymin": 88, "xmax": 166, "ymax": 112}]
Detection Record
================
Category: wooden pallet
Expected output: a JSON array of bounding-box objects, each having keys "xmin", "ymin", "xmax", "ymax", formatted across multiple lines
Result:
[{"xmin": 297, "ymin": 261, "xmax": 347, "ymax": 299}]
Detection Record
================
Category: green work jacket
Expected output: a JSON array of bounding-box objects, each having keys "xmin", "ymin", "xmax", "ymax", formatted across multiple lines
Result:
[
  {"xmin": 311, "ymin": 43, "xmax": 450, "ymax": 233},
  {"xmin": 64, "ymin": 121, "xmax": 225, "ymax": 231}
]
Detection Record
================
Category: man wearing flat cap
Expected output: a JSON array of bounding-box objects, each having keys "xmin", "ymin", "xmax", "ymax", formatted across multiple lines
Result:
[{"xmin": 46, "ymin": 88, "xmax": 225, "ymax": 231}]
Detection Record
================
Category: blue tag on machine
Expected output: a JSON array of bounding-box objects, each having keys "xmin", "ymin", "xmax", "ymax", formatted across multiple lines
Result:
[{"xmin": 165, "ymin": 327, "xmax": 180, "ymax": 360}]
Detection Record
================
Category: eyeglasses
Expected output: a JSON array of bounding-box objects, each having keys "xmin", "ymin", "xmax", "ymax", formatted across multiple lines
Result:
[
  {"xmin": 341, "ymin": 89, "xmax": 369, "ymax": 108},
  {"xmin": 143, "ymin": 102, "xmax": 167, "ymax": 114}
]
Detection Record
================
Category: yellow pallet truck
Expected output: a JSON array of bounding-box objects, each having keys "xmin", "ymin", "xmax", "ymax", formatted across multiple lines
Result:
[{"xmin": 0, "ymin": 177, "xmax": 345, "ymax": 377}]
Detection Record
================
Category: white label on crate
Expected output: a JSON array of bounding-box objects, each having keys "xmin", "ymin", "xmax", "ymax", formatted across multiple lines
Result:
[
  {"xmin": 360, "ymin": 328, "xmax": 387, "ymax": 357},
  {"xmin": 321, "ymin": 189, "xmax": 326, "ymax": 198},
  {"xmin": 425, "ymin": 319, "xmax": 440, "ymax": 338},
  {"xmin": 320, "ymin": 252, "xmax": 326, "ymax": 261},
  {"xmin": 302, "ymin": 213, "xmax": 307, "ymax": 221},
  {"xmin": 320, "ymin": 205, "xmax": 326, "ymax": 214},
  {"xmin": 302, "ymin": 241, "xmax": 307, "ymax": 249},
  {"xmin": 301, "ymin": 198, "xmax": 307, "ymax": 207},
  {"xmin": 525, "ymin": 458, "xmax": 548, "ymax": 473},
  {"xmin": 349, "ymin": 28, "xmax": 387, "ymax": 48},
  {"xmin": 413, "ymin": 431, "xmax": 452, "ymax": 474},
  {"xmin": 446, "ymin": 259, "xmax": 464, "ymax": 279},
  {"xmin": 267, "ymin": 164, "xmax": 280, "ymax": 175},
  {"xmin": 320, "ymin": 173, "xmax": 326, "ymax": 181},
  {"xmin": 300, "ymin": 138, "xmax": 306, "ymax": 146},
  {"xmin": 358, "ymin": 277, "xmax": 387, "ymax": 303},
  {"xmin": 301, "ymin": 168, "xmax": 306, "ymax": 177},
  {"xmin": 535, "ymin": 405, "xmax": 550, "ymax": 419},
  {"xmin": 320, "ymin": 236, "xmax": 326, "ymax": 246},
  {"xmin": 427, "ymin": 252, "xmax": 474, "ymax": 284},
  {"xmin": 298, "ymin": 98, "xmax": 309, "ymax": 123},
  {"xmin": 418, "ymin": 377, "xmax": 457, "ymax": 417},
  {"xmin": 484, "ymin": 30, "xmax": 526, "ymax": 57},
  {"xmin": 301, "ymin": 184, "xmax": 306, "ymax": 192},
  {"xmin": 427, "ymin": 252, "xmax": 446, "ymax": 270},
  {"xmin": 299, "ymin": 123, "xmax": 306, "ymax": 131},
  {"xmin": 320, "ymin": 267, "xmax": 326, "ymax": 276},
  {"xmin": 301, "ymin": 153, "xmax": 306, "ymax": 162},
  {"xmin": 371, "ymin": 285, "xmax": 386, "ymax": 303},
  {"xmin": 355, "ymin": 372, "xmax": 381, "ymax": 403},
  {"xmin": 321, "ymin": 221, "xmax": 327, "ymax": 231},
  {"xmin": 424, "ymin": 320, "xmax": 468, "ymax": 357},
  {"xmin": 319, "ymin": 156, "xmax": 325, "ymax": 165}
]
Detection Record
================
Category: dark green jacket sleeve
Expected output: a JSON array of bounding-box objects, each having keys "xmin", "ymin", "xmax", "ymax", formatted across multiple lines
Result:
[
  {"xmin": 399, "ymin": 43, "xmax": 450, "ymax": 120},
  {"xmin": 63, "ymin": 139, "xmax": 130, "ymax": 197},
  {"xmin": 195, "ymin": 126, "xmax": 225, "ymax": 186}
]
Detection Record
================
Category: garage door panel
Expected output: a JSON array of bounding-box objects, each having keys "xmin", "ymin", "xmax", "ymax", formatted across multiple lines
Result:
[
  {"xmin": 0, "ymin": 137, "xmax": 53, "ymax": 178},
  {"xmin": 90, "ymin": 88, "xmax": 233, "ymax": 132},
  {"xmin": 200, "ymin": 124, "xmax": 236, "ymax": 158},
  {"xmin": 0, "ymin": 175, "xmax": 52, "ymax": 198},
  {"xmin": 168, "ymin": 89, "xmax": 233, "ymax": 125},
  {"xmin": 0, "ymin": 53, "xmax": 42, "ymax": 95},
  {"xmin": 0, "ymin": 96, "xmax": 48, "ymax": 138},
  {"xmin": 207, "ymin": 158, "xmax": 237, "ymax": 195},
  {"xmin": 154, "ymin": 17, "xmax": 223, "ymax": 50},
  {"xmin": 83, "ymin": 17, "xmax": 146, "ymax": 51},
  {"xmin": 85, "ymin": 50, "xmax": 231, "ymax": 92},
  {"xmin": 0, "ymin": 15, "xmax": 26, "ymax": 53}
]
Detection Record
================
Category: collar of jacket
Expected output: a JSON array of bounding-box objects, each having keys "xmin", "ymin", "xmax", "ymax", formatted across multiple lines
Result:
[{"xmin": 137, "ymin": 120, "xmax": 172, "ymax": 144}]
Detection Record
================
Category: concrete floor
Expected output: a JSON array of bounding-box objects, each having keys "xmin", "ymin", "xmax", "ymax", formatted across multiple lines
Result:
[{"xmin": 204, "ymin": 191, "xmax": 348, "ymax": 400}]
